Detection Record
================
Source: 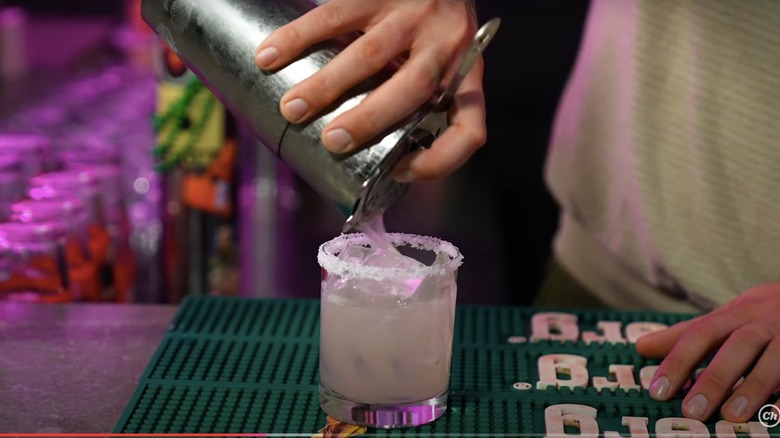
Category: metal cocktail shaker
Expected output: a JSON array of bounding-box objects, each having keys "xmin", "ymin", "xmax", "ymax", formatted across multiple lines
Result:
[{"xmin": 141, "ymin": 0, "xmax": 493, "ymax": 232}]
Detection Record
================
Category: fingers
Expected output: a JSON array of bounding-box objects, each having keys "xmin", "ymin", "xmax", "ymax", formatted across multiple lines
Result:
[
  {"xmin": 637, "ymin": 298, "xmax": 742, "ymax": 358},
  {"xmin": 319, "ymin": 45, "xmax": 451, "ymax": 153},
  {"xmin": 681, "ymin": 322, "xmax": 775, "ymax": 421},
  {"xmin": 276, "ymin": 15, "xmax": 415, "ymax": 127},
  {"xmin": 255, "ymin": 0, "xmax": 372, "ymax": 71},
  {"xmin": 648, "ymin": 310, "xmax": 740, "ymax": 402},
  {"xmin": 254, "ymin": 0, "xmax": 483, "ymax": 181},
  {"xmin": 635, "ymin": 316, "xmax": 704, "ymax": 359},
  {"xmin": 391, "ymin": 59, "xmax": 486, "ymax": 182},
  {"xmin": 721, "ymin": 332, "xmax": 780, "ymax": 423}
]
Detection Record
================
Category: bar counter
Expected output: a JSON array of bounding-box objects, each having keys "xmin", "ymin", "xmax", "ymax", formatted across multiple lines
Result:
[
  {"xmin": 3, "ymin": 297, "xmax": 774, "ymax": 436},
  {"xmin": 0, "ymin": 302, "xmax": 176, "ymax": 433}
]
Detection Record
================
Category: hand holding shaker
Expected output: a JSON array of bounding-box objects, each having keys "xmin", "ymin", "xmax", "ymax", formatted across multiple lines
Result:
[{"xmin": 141, "ymin": 0, "xmax": 499, "ymax": 231}]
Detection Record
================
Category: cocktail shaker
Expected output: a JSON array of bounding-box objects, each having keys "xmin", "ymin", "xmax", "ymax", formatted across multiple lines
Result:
[{"xmin": 141, "ymin": 0, "xmax": 496, "ymax": 231}]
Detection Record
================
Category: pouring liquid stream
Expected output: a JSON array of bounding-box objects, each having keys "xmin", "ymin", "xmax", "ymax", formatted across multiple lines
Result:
[{"xmin": 355, "ymin": 215, "xmax": 425, "ymax": 298}]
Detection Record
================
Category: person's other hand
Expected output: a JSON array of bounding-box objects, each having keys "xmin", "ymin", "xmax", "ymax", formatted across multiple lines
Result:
[
  {"xmin": 254, "ymin": 0, "xmax": 487, "ymax": 183},
  {"xmin": 636, "ymin": 284, "xmax": 780, "ymax": 423}
]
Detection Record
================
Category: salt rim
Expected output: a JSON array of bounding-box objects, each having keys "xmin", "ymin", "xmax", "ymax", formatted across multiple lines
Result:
[{"xmin": 317, "ymin": 232, "xmax": 464, "ymax": 281}]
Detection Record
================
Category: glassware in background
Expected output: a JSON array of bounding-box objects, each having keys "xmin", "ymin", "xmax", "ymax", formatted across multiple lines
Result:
[
  {"xmin": 0, "ymin": 155, "xmax": 24, "ymax": 220},
  {"xmin": 317, "ymin": 232, "xmax": 463, "ymax": 428},
  {"xmin": 63, "ymin": 163, "xmax": 136, "ymax": 303},
  {"xmin": 29, "ymin": 169, "xmax": 109, "ymax": 248},
  {"xmin": 0, "ymin": 222, "xmax": 70, "ymax": 303},
  {"xmin": 57, "ymin": 139, "xmax": 121, "ymax": 169},
  {"xmin": 0, "ymin": 132, "xmax": 50, "ymax": 181},
  {"xmin": 1, "ymin": 63, "xmax": 161, "ymax": 303},
  {"xmin": 10, "ymin": 198, "xmax": 100, "ymax": 302}
]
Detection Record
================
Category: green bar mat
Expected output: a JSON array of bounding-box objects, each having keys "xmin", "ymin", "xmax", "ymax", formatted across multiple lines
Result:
[{"xmin": 114, "ymin": 296, "xmax": 780, "ymax": 436}]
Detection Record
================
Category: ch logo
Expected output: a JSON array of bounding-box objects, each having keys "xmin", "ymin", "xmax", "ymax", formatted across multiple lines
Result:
[{"xmin": 759, "ymin": 404, "xmax": 780, "ymax": 428}]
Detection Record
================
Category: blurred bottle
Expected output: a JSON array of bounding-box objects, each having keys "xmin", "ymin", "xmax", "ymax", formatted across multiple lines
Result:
[
  {"xmin": 0, "ymin": 155, "xmax": 24, "ymax": 220},
  {"xmin": 113, "ymin": 0, "xmax": 156, "ymax": 70},
  {"xmin": 27, "ymin": 171, "xmax": 111, "ymax": 300},
  {"xmin": 0, "ymin": 133, "xmax": 50, "ymax": 182},
  {"xmin": 0, "ymin": 222, "xmax": 71, "ymax": 303},
  {"xmin": 66, "ymin": 163, "xmax": 136, "ymax": 303},
  {"xmin": 0, "ymin": 7, "xmax": 28, "ymax": 83},
  {"xmin": 10, "ymin": 198, "xmax": 101, "ymax": 302}
]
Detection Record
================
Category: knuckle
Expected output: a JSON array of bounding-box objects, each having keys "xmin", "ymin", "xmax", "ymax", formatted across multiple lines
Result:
[
  {"xmin": 664, "ymin": 355, "xmax": 688, "ymax": 372},
  {"xmin": 275, "ymin": 25, "xmax": 304, "ymax": 48},
  {"xmin": 307, "ymin": 74, "xmax": 337, "ymax": 102},
  {"xmin": 730, "ymin": 324, "xmax": 773, "ymax": 348},
  {"xmin": 456, "ymin": 118, "xmax": 487, "ymax": 150},
  {"xmin": 319, "ymin": 5, "xmax": 346, "ymax": 31},
  {"xmin": 357, "ymin": 37, "xmax": 387, "ymax": 67},
  {"xmin": 354, "ymin": 106, "xmax": 384, "ymax": 139},
  {"xmin": 687, "ymin": 320, "xmax": 719, "ymax": 343},
  {"xmin": 470, "ymin": 127, "xmax": 487, "ymax": 149},
  {"xmin": 439, "ymin": 19, "xmax": 474, "ymax": 53},
  {"xmin": 737, "ymin": 374, "xmax": 774, "ymax": 400},
  {"xmin": 415, "ymin": 169, "xmax": 440, "ymax": 182},
  {"xmin": 407, "ymin": 62, "xmax": 440, "ymax": 97},
  {"xmin": 453, "ymin": 21, "xmax": 474, "ymax": 45},
  {"xmin": 698, "ymin": 367, "xmax": 733, "ymax": 392}
]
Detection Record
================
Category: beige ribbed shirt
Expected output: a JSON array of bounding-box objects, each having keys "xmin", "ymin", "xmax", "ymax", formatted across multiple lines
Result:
[{"xmin": 545, "ymin": 0, "xmax": 780, "ymax": 312}]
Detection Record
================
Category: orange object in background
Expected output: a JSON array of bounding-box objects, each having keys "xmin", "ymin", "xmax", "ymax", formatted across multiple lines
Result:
[
  {"xmin": 0, "ymin": 222, "xmax": 71, "ymax": 304},
  {"xmin": 126, "ymin": 0, "xmax": 152, "ymax": 35},
  {"xmin": 55, "ymin": 164, "xmax": 137, "ymax": 303},
  {"xmin": 182, "ymin": 139, "xmax": 236, "ymax": 217},
  {"xmin": 11, "ymin": 198, "xmax": 102, "ymax": 302},
  {"xmin": 113, "ymin": 242, "xmax": 136, "ymax": 303},
  {"xmin": 87, "ymin": 224, "xmax": 111, "ymax": 268},
  {"xmin": 63, "ymin": 236, "xmax": 101, "ymax": 302},
  {"xmin": 0, "ymin": 255, "xmax": 71, "ymax": 304},
  {"xmin": 26, "ymin": 170, "xmax": 112, "ymax": 301}
]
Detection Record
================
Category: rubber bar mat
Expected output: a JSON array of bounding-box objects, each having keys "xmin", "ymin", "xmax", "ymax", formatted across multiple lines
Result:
[{"xmin": 114, "ymin": 296, "xmax": 780, "ymax": 436}]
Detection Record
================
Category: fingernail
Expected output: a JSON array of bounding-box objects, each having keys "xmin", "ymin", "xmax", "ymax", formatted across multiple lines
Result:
[
  {"xmin": 685, "ymin": 394, "xmax": 708, "ymax": 419},
  {"xmin": 283, "ymin": 98, "xmax": 309, "ymax": 122},
  {"xmin": 649, "ymin": 376, "xmax": 670, "ymax": 400},
  {"xmin": 727, "ymin": 396, "xmax": 748, "ymax": 418},
  {"xmin": 323, "ymin": 128, "xmax": 353, "ymax": 153},
  {"xmin": 394, "ymin": 170, "xmax": 416, "ymax": 183},
  {"xmin": 255, "ymin": 47, "xmax": 278, "ymax": 68}
]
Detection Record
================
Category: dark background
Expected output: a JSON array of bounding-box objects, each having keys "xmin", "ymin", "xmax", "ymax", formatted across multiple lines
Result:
[
  {"xmin": 474, "ymin": 1, "xmax": 589, "ymax": 304},
  {"xmin": 5, "ymin": 0, "xmax": 125, "ymax": 17}
]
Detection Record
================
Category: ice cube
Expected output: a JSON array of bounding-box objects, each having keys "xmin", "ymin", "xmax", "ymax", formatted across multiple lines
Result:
[
  {"xmin": 338, "ymin": 244, "xmax": 369, "ymax": 263},
  {"xmin": 362, "ymin": 248, "xmax": 425, "ymax": 299},
  {"xmin": 353, "ymin": 353, "xmax": 370, "ymax": 377},
  {"xmin": 407, "ymin": 251, "xmax": 452, "ymax": 302}
]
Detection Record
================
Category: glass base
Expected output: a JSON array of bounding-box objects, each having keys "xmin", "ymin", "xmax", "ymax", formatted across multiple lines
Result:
[{"xmin": 319, "ymin": 383, "xmax": 448, "ymax": 429}]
